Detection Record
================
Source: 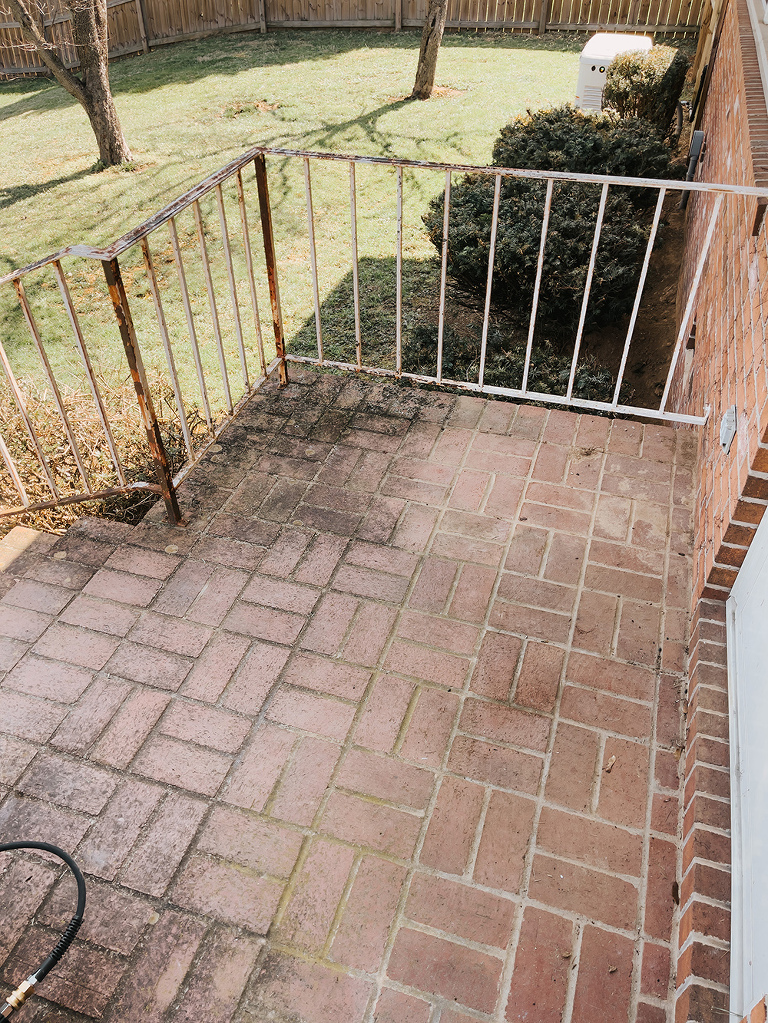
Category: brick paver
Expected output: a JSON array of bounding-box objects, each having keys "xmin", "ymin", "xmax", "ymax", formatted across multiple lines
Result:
[{"xmin": 0, "ymin": 370, "xmax": 693, "ymax": 1022}]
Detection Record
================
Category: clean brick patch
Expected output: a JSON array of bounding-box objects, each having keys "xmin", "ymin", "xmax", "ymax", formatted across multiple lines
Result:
[
  {"xmin": 387, "ymin": 927, "xmax": 503, "ymax": 1013},
  {"xmin": 506, "ymin": 907, "xmax": 574, "ymax": 1022},
  {"xmin": 0, "ymin": 375, "xmax": 695, "ymax": 1023}
]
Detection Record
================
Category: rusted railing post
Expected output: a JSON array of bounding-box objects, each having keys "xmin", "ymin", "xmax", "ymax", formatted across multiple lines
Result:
[
  {"xmin": 102, "ymin": 258, "xmax": 183, "ymax": 525},
  {"xmin": 254, "ymin": 153, "xmax": 289, "ymax": 388}
]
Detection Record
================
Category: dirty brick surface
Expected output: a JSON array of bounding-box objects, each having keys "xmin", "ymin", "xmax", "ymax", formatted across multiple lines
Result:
[{"xmin": 0, "ymin": 370, "xmax": 695, "ymax": 1023}]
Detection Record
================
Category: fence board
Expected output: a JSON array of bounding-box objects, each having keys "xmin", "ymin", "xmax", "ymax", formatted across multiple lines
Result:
[
  {"xmin": 1, "ymin": 0, "xmax": 702, "ymax": 80},
  {"xmin": 106, "ymin": 0, "xmax": 144, "ymax": 56}
]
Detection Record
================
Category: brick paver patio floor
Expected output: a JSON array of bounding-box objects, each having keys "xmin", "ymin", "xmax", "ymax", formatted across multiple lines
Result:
[{"xmin": 0, "ymin": 369, "xmax": 696, "ymax": 1023}]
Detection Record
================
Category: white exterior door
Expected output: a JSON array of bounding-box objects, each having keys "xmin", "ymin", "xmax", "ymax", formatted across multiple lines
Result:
[{"xmin": 727, "ymin": 509, "xmax": 768, "ymax": 1018}]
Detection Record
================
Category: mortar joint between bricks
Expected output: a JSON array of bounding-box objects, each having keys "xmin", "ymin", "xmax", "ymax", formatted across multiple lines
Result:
[
  {"xmin": 674, "ymin": 972, "xmax": 730, "ymax": 997},
  {"xmin": 677, "ymin": 929, "xmax": 730, "ymax": 955}
]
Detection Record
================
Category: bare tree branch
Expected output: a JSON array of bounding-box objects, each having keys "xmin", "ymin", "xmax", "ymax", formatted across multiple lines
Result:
[
  {"xmin": 5, "ymin": 0, "xmax": 89, "ymax": 106},
  {"xmin": 4, "ymin": 0, "xmax": 131, "ymax": 165}
]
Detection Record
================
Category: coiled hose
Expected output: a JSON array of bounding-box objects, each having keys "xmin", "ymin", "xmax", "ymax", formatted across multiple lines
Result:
[{"xmin": 0, "ymin": 842, "xmax": 86, "ymax": 1018}]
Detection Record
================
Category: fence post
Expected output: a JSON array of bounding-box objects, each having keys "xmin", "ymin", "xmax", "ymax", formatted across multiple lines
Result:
[
  {"xmin": 135, "ymin": 0, "xmax": 149, "ymax": 52},
  {"xmin": 538, "ymin": 0, "xmax": 549, "ymax": 34},
  {"xmin": 258, "ymin": 0, "xmax": 267, "ymax": 33},
  {"xmin": 254, "ymin": 153, "xmax": 289, "ymax": 388},
  {"xmin": 395, "ymin": 0, "xmax": 402, "ymax": 31},
  {"xmin": 101, "ymin": 257, "xmax": 183, "ymax": 525}
]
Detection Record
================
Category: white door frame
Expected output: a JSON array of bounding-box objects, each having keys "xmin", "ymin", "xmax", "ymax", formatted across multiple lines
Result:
[{"xmin": 727, "ymin": 508, "xmax": 768, "ymax": 1018}]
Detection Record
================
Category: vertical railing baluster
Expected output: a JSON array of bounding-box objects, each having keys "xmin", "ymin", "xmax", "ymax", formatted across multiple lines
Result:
[
  {"xmin": 612, "ymin": 186, "xmax": 666, "ymax": 408},
  {"xmin": 660, "ymin": 193, "xmax": 724, "ymax": 413},
  {"xmin": 349, "ymin": 161, "xmax": 362, "ymax": 372},
  {"xmin": 102, "ymin": 257, "xmax": 182, "ymax": 524},
  {"xmin": 14, "ymin": 279, "xmax": 91, "ymax": 492},
  {"xmin": 140, "ymin": 237, "xmax": 193, "ymax": 458},
  {"xmin": 522, "ymin": 178, "xmax": 554, "ymax": 394},
  {"xmin": 396, "ymin": 165, "xmax": 403, "ymax": 378},
  {"xmin": 236, "ymin": 169, "xmax": 267, "ymax": 378},
  {"xmin": 53, "ymin": 260, "xmax": 126, "ymax": 485},
  {"xmin": 437, "ymin": 170, "xmax": 452, "ymax": 384},
  {"xmin": 0, "ymin": 434, "xmax": 29, "ymax": 507},
  {"xmin": 254, "ymin": 153, "xmax": 288, "ymax": 387},
  {"xmin": 168, "ymin": 216, "xmax": 213, "ymax": 430},
  {"xmin": 478, "ymin": 173, "xmax": 502, "ymax": 390},
  {"xmin": 566, "ymin": 181, "xmax": 609, "ymax": 401},
  {"xmin": 215, "ymin": 183, "xmax": 249, "ymax": 390},
  {"xmin": 193, "ymin": 199, "xmax": 233, "ymax": 413},
  {"xmin": 303, "ymin": 157, "xmax": 324, "ymax": 365},
  {"xmin": 0, "ymin": 338, "xmax": 59, "ymax": 498}
]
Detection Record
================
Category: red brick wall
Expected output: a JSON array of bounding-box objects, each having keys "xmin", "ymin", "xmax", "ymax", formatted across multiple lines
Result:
[
  {"xmin": 671, "ymin": 0, "xmax": 768, "ymax": 1019},
  {"xmin": 671, "ymin": 0, "xmax": 768, "ymax": 605}
]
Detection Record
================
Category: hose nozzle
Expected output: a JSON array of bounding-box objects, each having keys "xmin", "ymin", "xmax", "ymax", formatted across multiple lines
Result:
[{"xmin": 1, "ymin": 976, "xmax": 36, "ymax": 1017}]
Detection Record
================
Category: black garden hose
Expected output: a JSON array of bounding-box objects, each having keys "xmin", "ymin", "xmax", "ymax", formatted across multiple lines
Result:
[{"xmin": 0, "ymin": 842, "xmax": 86, "ymax": 1018}]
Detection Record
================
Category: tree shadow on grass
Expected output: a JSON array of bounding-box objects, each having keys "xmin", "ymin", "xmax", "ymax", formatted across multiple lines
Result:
[
  {"xmin": 288, "ymin": 254, "xmax": 619, "ymax": 403},
  {"xmin": 259, "ymin": 89, "xmax": 471, "ymax": 220},
  {"xmin": 0, "ymin": 167, "xmax": 95, "ymax": 211},
  {"xmin": 289, "ymin": 254, "xmax": 440, "ymax": 369},
  {"xmin": 302, "ymin": 96, "xmax": 417, "ymax": 158},
  {"xmin": 261, "ymin": 93, "xmax": 445, "ymax": 203}
]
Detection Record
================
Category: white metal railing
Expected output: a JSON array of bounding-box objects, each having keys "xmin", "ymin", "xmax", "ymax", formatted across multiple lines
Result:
[
  {"xmin": 2, "ymin": 146, "xmax": 766, "ymax": 525},
  {"xmin": 277, "ymin": 147, "xmax": 759, "ymax": 426}
]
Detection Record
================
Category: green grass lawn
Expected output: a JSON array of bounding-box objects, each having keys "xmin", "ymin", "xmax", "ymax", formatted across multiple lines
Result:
[
  {"xmin": 2, "ymin": 30, "xmax": 582, "ymax": 267},
  {"xmin": 0, "ymin": 29, "xmax": 583, "ymax": 520},
  {"xmin": 1, "ymin": 28, "xmax": 583, "ymax": 391}
]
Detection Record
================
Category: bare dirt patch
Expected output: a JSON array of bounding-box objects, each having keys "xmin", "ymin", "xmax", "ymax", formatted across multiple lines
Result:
[
  {"xmin": 432, "ymin": 85, "xmax": 467, "ymax": 98},
  {"xmin": 581, "ymin": 192, "xmax": 685, "ymax": 408},
  {"xmin": 221, "ymin": 99, "xmax": 280, "ymax": 118},
  {"xmin": 387, "ymin": 85, "xmax": 468, "ymax": 102}
]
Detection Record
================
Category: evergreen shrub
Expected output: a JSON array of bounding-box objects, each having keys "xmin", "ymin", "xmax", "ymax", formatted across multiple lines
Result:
[
  {"xmin": 423, "ymin": 106, "xmax": 676, "ymax": 335},
  {"xmin": 492, "ymin": 105, "xmax": 675, "ymax": 189},
  {"xmin": 603, "ymin": 46, "xmax": 690, "ymax": 138}
]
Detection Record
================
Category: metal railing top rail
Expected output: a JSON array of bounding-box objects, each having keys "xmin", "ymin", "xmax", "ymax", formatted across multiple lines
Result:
[{"xmin": 2, "ymin": 145, "xmax": 768, "ymax": 288}]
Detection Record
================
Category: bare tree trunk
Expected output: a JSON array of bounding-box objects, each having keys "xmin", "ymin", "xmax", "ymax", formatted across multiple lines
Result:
[
  {"xmin": 71, "ymin": 0, "xmax": 132, "ymax": 165},
  {"xmin": 6, "ymin": 0, "xmax": 132, "ymax": 166},
  {"xmin": 411, "ymin": 0, "xmax": 448, "ymax": 100}
]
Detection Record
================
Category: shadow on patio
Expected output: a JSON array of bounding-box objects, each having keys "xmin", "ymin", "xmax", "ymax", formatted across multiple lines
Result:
[{"xmin": 0, "ymin": 368, "xmax": 694, "ymax": 1023}]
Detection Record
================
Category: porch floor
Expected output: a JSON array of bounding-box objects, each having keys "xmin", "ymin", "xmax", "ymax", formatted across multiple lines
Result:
[{"xmin": 0, "ymin": 369, "xmax": 696, "ymax": 1023}]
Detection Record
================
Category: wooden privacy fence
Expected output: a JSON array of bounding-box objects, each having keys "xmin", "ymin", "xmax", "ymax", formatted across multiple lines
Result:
[{"xmin": 1, "ymin": 0, "xmax": 702, "ymax": 78}]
